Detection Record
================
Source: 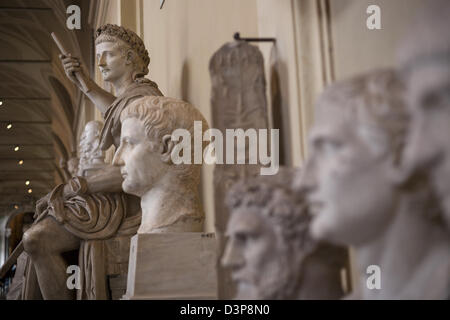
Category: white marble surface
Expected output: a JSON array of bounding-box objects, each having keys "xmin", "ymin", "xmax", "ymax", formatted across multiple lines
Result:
[{"xmin": 123, "ymin": 232, "xmax": 217, "ymax": 300}]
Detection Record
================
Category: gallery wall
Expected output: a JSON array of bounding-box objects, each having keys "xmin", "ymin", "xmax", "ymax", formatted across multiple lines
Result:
[{"xmin": 330, "ymin": 0, "xmax": 426, "ymax": 80}]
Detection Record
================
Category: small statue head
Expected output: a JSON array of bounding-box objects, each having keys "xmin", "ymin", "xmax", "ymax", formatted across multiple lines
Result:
[
  {"xmin": 113, "ymin": 96, "xmax": 209, "ymax": 197},
  {"xmin": 299, "ymin": 69, "xmax": 413, "ymax": 246},
  {"xmin": 222, "ymin": 168, "xmax": 317, "ymax": 299},
  {"xmin": 67, "ymin": 157, "xmax": 79, "ymax": 177},
  {"xmin": 95, "ymin": 24, "xmax": 150, "ymax": 83},
  {"xmin": 79, "ymin": 121, "xmax": 105, "ymax": 171}
]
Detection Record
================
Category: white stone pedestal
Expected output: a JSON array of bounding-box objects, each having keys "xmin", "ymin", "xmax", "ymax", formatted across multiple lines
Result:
[{"xmin": 122, "ymin": 232, "xmax": 217, "ymax": 300}]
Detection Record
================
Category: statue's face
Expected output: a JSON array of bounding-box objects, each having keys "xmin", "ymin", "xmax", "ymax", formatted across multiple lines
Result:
[
  {"xmin": 402, "ymin": 62, "xmax": 450, "ymax": 222},
  {"xmin": 113, "ymin": 117, "xmax": 165, "ymax": 197},
  {"xmin": 79, "ymin": 123, "xmax": 99, "ymax": 153},
  {"xmin": 96, "ymin": 40, "xmax": 132, "ymax": 83},
  {"xmin": 67, "ymin": 157, "xmax": 79, "ymax": 176},
  {"xmin": 222, "ymin": 207, "xmax": 288, "ymax": 299},
  {"xmin": 301, "ymin": 103, "xmax": 397, "ymax": 246}
]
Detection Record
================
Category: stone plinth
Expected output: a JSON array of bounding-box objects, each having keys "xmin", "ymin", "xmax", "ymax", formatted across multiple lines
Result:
[{"xmin": 123, "ymin": 233, "xmax": 217, "ymax": 300}]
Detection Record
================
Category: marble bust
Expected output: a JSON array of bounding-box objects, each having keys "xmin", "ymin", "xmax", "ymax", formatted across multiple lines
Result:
[
  {"xmin": 222, "ymin": 167, "xmax": 347, "ymax": 300},
  {"xmin": 78, "ymin": 120, "xmax": 105, "ymax": 176},
  {"xmin": 299, "ymin": 69, "xmax": 450, "ymax": 299},
  {"xmin": 398, "ymin": 0, "xmax": 450, "ymax": 230},
  {"xmin": 67, "ymin": 157, "xmax": 79, "ymax": 177},
  {"xmin": 112, "ymin": 96, "xmax": 208, "ymax": 233}
]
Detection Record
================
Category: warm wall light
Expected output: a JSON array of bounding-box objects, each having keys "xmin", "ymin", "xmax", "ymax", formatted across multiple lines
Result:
[
  {"xmin": 18, "ymin": 160, "xmax": 23, "ymax": 165},
  {"xmin": 28, "ymin": 188, "xmax": 32, "ymax": 194},
  {"xmin": 14, "ymin": 204, "xmax": 18, "ymax": 209},
  {"xmin": 14, "ymin": 146, "xmax": 19, "ymax": 152},
  {"xmin": 25, "ymin": 180, "xmax": 30, "ymax": 185},
  {"xmin": 6, "ymin": 123, "xmax": 12, "ymax": 129},
  {"xmin": 0, "ymin": 101, "xmax": 3, "ymax": 106}
]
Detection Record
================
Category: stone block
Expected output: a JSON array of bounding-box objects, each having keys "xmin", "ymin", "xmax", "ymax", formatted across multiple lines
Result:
[{"xmin": 123, "ymin": 232, "xmax": 217, "ymax": 299}]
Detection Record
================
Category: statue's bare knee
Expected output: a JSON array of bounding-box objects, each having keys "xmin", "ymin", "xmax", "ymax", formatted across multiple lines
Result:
[
  {"xmin": 23, "ymin": 223, "xmax": 45, "ymax": 256},
  {"xmin": 23, "ymin": 217, "xmax": 79, "ymax": 256}
]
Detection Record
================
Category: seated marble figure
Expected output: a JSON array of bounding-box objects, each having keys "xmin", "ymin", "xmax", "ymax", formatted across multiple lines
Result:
[
  {"xmin": 299, "ymin": 69, "xmax": 450, "ymax": 299},
  {"xmin": 20, "ymin": 23, "xmax": 163, "ymax": 300},
  {"xmin": 222, "ymin": 167, "xmax": 348, "ymax": 300},
  {"xmin": 22, "ymin": 121, "xmax": 140, "ymax": 300},
  {"xmin": 112, "ymin": 95, "xmax": 208, "ymax": 233}
]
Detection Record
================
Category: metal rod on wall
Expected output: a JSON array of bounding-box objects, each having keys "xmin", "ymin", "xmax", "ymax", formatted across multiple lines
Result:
[{"xmin": 233, "ymin": 32, "xmax": 276, "ymax": 43}]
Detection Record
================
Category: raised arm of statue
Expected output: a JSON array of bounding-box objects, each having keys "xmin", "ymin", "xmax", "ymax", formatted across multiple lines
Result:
[
  {"xmin": 59, "ymin": 25, "xmax": 163, "ymax": 152},
  {"xmin": 59, "ymin": 164, "xmax": 123, "ymax": 199},
  {"xmin": 59, "ymin": 53, "xmax": 115, "ymax": 115},
  {"xmin": 60, "ymin": 121, "xmax": 124, "ymax": 198}
]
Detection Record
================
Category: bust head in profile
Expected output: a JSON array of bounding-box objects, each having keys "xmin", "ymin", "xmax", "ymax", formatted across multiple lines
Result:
[
  {"xmin": 398, "ymin": 0, "xmax": 450, "ymax": 228},
  {"xmin": 94, "ymin": 24, "xmax": 150, "ymax": 91},
  {"xmin": 222, "ymin": 168, "xmax": 347, "ymax": 300},
  {"xmin": 299, "ymin": 69, "xmax": 449, "ymax": 299},
  {"xmin": 113, "ymin": 96, "xmax": 208, "ymax": 233},
  {"xmin": 300, "ymin": 69, "xmax": 409, "ymax": 245}
]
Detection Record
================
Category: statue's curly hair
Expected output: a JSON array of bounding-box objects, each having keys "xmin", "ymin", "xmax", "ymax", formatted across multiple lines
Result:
[
  {"xmin": 95, "ymin": 24, "xmax": 150, "ymax": 79},
  {"xmin": 225, "ymin": 168, "xmax": 314, "ymax": 253},
  {"xmin": 120, "ymin": 96, "xmax": 209, "ymax": 181},
  {"xmin": 316, "ymin": 69, "xmax": 408, "ymax": 165},
  {"xmin": 224, "ymin": 168, "xmax": 321, "ymax": 299},
  {"xmin": 317, "ymin": 69, "xmax": 443, "ymax": 222}
]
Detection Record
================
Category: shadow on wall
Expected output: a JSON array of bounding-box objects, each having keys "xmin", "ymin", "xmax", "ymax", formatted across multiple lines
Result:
[
  {"xmin": 269, "ymin": 46, "xmax": 290, "ymax": 167},
  {"xmin": 181, "ymin": 60, "xmax": 191, "ymax": 104}
]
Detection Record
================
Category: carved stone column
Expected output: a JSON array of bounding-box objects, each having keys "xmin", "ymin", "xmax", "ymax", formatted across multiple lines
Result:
[{"xmin": 209, "ymin": 41, "xmax": 269, "ymax": 298}]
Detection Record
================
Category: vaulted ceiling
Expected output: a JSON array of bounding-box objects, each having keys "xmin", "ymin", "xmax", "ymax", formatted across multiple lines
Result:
[{"xmin": 0, "ymin": 0, "xmax": 95, "ymax": 215}]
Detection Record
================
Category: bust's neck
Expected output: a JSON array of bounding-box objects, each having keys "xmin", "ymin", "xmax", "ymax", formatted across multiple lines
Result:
[
  {"xmin": 139, "ymin": 174, "xmax": 202, "ymax": 233},
  {"xmin": 111, "ymin": 73, "xmax": 134, "ymax": 96},
  {"xmin": 295, "ymin": 247, "xmax": 347, "ymax": 299},
  {"xmin": 354, "ymin": 193, "xmax": 450, "ymax": 299}
]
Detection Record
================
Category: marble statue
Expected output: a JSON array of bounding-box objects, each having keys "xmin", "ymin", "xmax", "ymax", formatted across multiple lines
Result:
[
  {"xmin": 21, "ymin": 23, "xmax": 162, "ymax": 299},
  {"xmin": 112, "ymin": 96, "xmax": 207, "ymax": 233},
  {"xmin": 58, "ymin": 121, "xmax": 102, "ymax": 182},
  {"xmin": 67, "ymin": 157, "xmax": 79, "ymax": 178},
  {"xmin": 22, "ymin": 120, "xmax": 140, "ymax": 300},
  {"xmin": 398, "ymin": 0, "xmax": 450, "ymax": 230},
  {"xmin": 61, "ymin": 24, "xmax": 163, "ymax": 151},
  {"xmin": 299, "ymin": 69, "xmax": 450, "ymax": 299},
  {"xmin": 77, "ymin": 121, "xmax": 106, "ymax": 176},
  {"xmin": 58, "ymin": 156, "xmax": 79, "ymax": 182},
  {"xmin": 222, "ymin": 167, "xmax": 348, "ymax": 300}
]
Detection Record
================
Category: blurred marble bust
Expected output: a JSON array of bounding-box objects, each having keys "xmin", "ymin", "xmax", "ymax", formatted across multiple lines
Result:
[
  {"xmin": 398, "ymin": 0, "xmax": 450, "ymax": 230},
  {"xmin": 300, "ymin": 69, "xmax": 449, "ymax": 299},
  {"xmin": 222, "ymin": 167, "xmax": 347, "ymax": 300},
  {"xmin": 113, "ymin": 96, "xmax": 207, "ymax": 233},
  {"xmin": 78, "ymin": 121, "xmax": 106, "ymax": 177}
]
